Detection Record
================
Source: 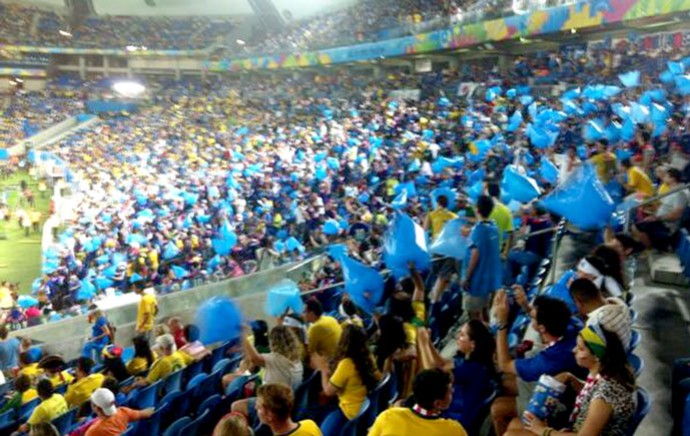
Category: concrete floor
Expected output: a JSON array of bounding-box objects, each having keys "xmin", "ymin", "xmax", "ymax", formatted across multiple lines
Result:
[{"xmin": 632, "ymin": 275, "xmax": 690, "ymax": 436}]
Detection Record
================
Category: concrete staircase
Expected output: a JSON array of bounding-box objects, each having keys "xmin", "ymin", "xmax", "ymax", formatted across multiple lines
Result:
[{"xmin": 648, "ymin": 251, "xmax": 688, "ymax": 287}]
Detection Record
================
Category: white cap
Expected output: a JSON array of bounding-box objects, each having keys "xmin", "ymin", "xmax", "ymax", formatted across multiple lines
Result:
[{"xmin": 91, "ymin": 388, "xmax": 117, "ymax": 416}]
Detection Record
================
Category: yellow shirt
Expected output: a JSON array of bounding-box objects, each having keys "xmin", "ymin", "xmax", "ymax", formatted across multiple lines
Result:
[
  {"xmin": 590, "ymin": 152, "xmax": 616, "ymax": 183},
  {"xmin": 307, "ymin": 316, "xmax": 342, "ymax": 359},
  {"xmin": 19, "ymin": 363, "xmax": 43, "ymax": 382},
  {"xmin": 146, "ymin": 351, "xmax": 188, "ymax": 384},
  {"xmin": 49, "ymin": 370, "xmax": 74, "ymax": 388},
  {"xmin": 21, "ymin": 389, "xmax": 38, "ymax": 404},
  {"xmin": 65, "ymin": 373, "xmax": 105, "ymax": 408},
  {"xmin": 659, "ymin": 183, "xmax": 670, "ymax": 195},
  {"xmin": 489, "ymin": 200, "xmax": 513, "ymax": 248},
  {"xmin": 368, "ymin": 407, "xmax": 467, "ymax": 436},
  {"xmin": 126, "ymin": 357, "xmax": 149, "ymax": 376},
  {"xmin": 627, "ymin": 167, "xmax": 654, "ymax": 197},
  {"xmin": 27, "ymin": 394, "xmax": 68, "ymax": 425},
  {"xmin": 290, "ymin": 420, "xmax": 322, "ymax": 435},
  {"xmin": 329, "ymin": 358, "xmax": 367, "ymax": 420},
  {"xmin": 428, "ymin": 208, "xmax": 458, "ymax": 239},
  {"xmin": 136, "ymin": 293, "xmax": 157, "ymax": 332},
  {"xmin": 403, "ymin": 301, "xmax": 426, "ymax": 346}
]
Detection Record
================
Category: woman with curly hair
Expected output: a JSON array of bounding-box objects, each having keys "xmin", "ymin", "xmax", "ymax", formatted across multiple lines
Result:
[
  {"xmin": 312, "ymin": 324, "xmax": 382, "ymax": 430},
  {"xmin": 227, "ymin": 325, "xmax": 304, "ymax": 421}
]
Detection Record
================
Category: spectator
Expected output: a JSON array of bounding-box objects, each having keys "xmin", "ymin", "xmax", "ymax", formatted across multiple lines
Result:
[
  {"xmin": 569, "ymin": 278, "xmax": 632, "ymax": 352},
  {"xmin": 462, "ymin": 195, "xmax": 502, "ymax": 322},
  {"xmin": 506, "ymin": 202, "xmax": 552, "ymax": 285},
  {"xmin": 167, "ymin": 317, "xmax": 188, "ymax": 349},
  {"xmin": 304, "ymin": 298, "xmax": 342, "ymax": 359},
  {"xmin": 16, "ymin": 379, "xmax": 68, "ymax": 434},
  {"xmin": 134, "ymin": 284, "xmax": 157, "ymax": 340},
  {"xmin": 373, "ymin": 314, "xmax": 407, "ymax": 373},
  {"xmin": 0, "ymin": 374, "xmax": 37, "ymax": 414},
  {"xmin": 487, "ymin": 182, "xmax": 514, "ymax": 257},
  {"xmin": 228, "ymin": 325, "xmax": 304, "ymax": 417},
  {"xmin": 64, "ymin": 357, "xmax": 105, "ymax": 409},
  {"xmin": 418, "ymin": 320, "xmax": 496, "ymax": 429},
  {"xmin": 82, "ymin": 308, "xmax": 111, "ymax": 362},
  {"xmin": 84, "ymin": 388, "xmax": 154, "ymax": 436},
  {"xmin": 512, "ymin": 323, "xmax": 636, "ymax": 435},
  {"xmin": 311, "ymin": 324, "xmax": 381, "ymax": 430},
  {"xmin": 0, "ymin": 325, "xmax": 20, "ymax": 371},
  {"xmin": 619, "ymin": 157, "xmax": 654, "ymax": 198},
  {"xmin": 337, "ymin": 299, "xmax": 364, "ymax": 328},
  {"xmin": 125, "ymin": 335, "xmax": 154, "ymax": 376},
  {"xmin": 132, "ymin": 333, "xmax": 190, "ymax": 388},
  {"xmin": 254, "ymin": 383, "xmax": 322, "ymax": 435},
  {"xmin": 424, "ymin": 194, "xmax": 459, "ymax": 303},
  {"xmin": 28, "ymin": 423, "xmax": 59, "ymax": 436},
  {"xmin": 633, "ymin": 167, "xmax": 688, "ymax": 250},
  {"xmin": 491, "ymin": 294, "xmax": 585, "ymax": 435},
  {"xmin": 368, "ymin": 369, "xmax": 467, "ymax": 436},
  {"xmin": 101, "ymin": 345, "xmax": 130, "ymax": 383},
  {"xmin": 38, "ymin": 355, "xmax": 74, "ymax": 388},
  {"xmin": 589, "ymin": 139, "xmax": 617, "ymax": 184},
  {"xmin": 18, "ymin": 351, "xmax": 43, "ymax": 381},
  {"xmin": 213, "ymin": 412, "xmax": 254, "ymax": 436}
]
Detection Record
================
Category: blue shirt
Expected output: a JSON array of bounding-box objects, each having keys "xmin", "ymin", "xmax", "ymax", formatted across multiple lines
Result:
[
  {"xmin": 445, "ymin": 357, "xmax": 496, "ymax": 428},
  {"xmin": 91, "ymin": 316, "xmax": 109, "ymax": 345},
  {"xmin": 0, "ymin": 337, "xmax": 20, "ymax": 370},
  {"xmin": 514, "ymin": 325, "xmax": 584, "ymax": 382},
  {"xmin": 465, "ymin": 221, "xmax": 502, "ymax": 296}
]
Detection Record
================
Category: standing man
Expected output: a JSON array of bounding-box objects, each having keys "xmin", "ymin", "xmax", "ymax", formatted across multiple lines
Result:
[
  {"xmin": 424, "ymin": 195, "xmax": 459, "ymax": 303},
  {"xmin": 134, "ymin": 283, "xmax": 157, "ymax": 341},
  {"xmin": 462, "ymin": 195, "xmax": 502, "ymax": 322}
]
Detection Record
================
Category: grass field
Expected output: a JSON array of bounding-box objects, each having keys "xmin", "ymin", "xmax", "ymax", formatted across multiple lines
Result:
[{"xmin": 0, "ymin": 171, "xmax": 51, "ymax": 293}]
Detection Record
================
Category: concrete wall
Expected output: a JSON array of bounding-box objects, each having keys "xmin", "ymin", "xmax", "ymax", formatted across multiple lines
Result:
[
  {"xmin": 13, "ymin": 256, "xmax": 323, "ymax": 359},
  {"xmin": 7, "ymin": 116, "xmax": 79, "ymax": 156}
]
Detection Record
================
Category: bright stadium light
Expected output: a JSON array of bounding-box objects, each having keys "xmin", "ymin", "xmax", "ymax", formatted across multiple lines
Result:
[
  {"xmin": 58, "ymin": 30, "xmax": 72, "ymax": 37},
  {"xmin": 236, "ymin": 39, "xmax": 246, "ymax": 45},
  {"xmin": 112, "ymin": 81, "xmax": 146, "ymax": 98}
]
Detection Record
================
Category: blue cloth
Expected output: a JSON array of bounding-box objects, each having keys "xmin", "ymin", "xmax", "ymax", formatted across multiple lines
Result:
[
  {"xmin": 445, "ymin": 357, "xmax": 495, "ymax": 429},
  {"xmin": 544, "ymin": 270, "xmax": 578, "ymax": 314},
  {"xmin": 465, "ymin": 221, "xmax": 502, "ymax": 297},
  {"xmin": 91, "ymin": 316, "xmax": 110, "ymax": 346},
  {"xmin": 514, "ymin": 326, "xmax": 582, "ymax": 382},
  {"xmin": 26, "ymin": 347, "xmax": 42, "ymax": 364},
  {"xmin": 0, "ymin": 338, "xmax": 20, "ymax": 370}
]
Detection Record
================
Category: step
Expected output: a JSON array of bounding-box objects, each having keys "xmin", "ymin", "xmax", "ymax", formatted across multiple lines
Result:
[{"xmin": 648, "ymin": 252, "xmax": 688, "ymax": 286}]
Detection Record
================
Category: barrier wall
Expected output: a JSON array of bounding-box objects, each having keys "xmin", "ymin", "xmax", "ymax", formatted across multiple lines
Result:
[{"xmin": 12, "ymin": 256, "xmax": 323, "ymax": 360}]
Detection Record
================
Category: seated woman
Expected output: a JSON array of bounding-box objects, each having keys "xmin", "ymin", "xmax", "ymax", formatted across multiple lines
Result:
[
  {"xmin": 226, "ymin": 325, "xmax": 303, "ymax": 419},
  {"xmin": 102, "ymin": 345, "xmax": 130, "ymax": 382},
  {"xmin": 418, "ymin": 320, "xmax": 497, "ymax": 430},
  {"xmin": 311, "ymin": 324, "xmax": 381, "ymax": 430},
  {"xmin": 507, "ymin": 322, "xmax": 637, "ymax": 436}
]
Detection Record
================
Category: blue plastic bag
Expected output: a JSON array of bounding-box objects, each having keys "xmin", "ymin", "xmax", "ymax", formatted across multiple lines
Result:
[
  {"xmin": 394, "ymin": 182, "xmax": 417, "ymax": 198},
  {"xmin": 502, "ymin": 166, "xmax": 541, "ymax": 203},
  {"xmin": 196, "ymin": 296, "xmax": 242, "ymax": 344},
  {"xmin": 341, "ymin": 256, "xmax": 384, "ymax": 314},
  {"xmin": 466, "ymin": 180, "xmax": 484, "ymax": 202},
  {"xmin": 429, "ymin": 218, "xmax": 469, "ymax": 260},
  {"xmin": 172, "ymin": 265, "xmax": 188, "ymax": 279},
  {"xmin": 327, "ymin": 244, "xmax": 348, "ymax": 261},
  {"xmin": 163, "ymin": 242, "xmax": 180, "ymax": 260},
  {"xmin": 540, "ymin": 164, "xmax": 614, "ymax": 230},
  {"xmin": 76, "ymin": 280, "xmax": 96, "ymax": 301},
  {"xmin": 383, "ymin": 212, "xmax": 431, "ymax": 280},
  {"xmin": 265, "ymin": 279, "xmax": 304, "ymax": 317},
  {"xmin": 392, "ymin": 191, "xmax": 408, "ymax": 209},
  {"xmin": 212, "ymin": 238, "xmax": 235, "ymax": 255},
  {"xmin": 323, "ymin": 219, "xmax": 340, "ymax": 236},
  {"xmin": 618, "ymin": 70, "xmax": 640, "ymax": 88},
  {"xmin": 285, "ymin": 237, "xmax": 305, "ymax": 253},
  {"xmin": 539, "ymin": 158, "xmax": 559, "ymax": 185},
  {"xmin": 431, "ymin": 188, "xmax": 458, "ymax": 210}
]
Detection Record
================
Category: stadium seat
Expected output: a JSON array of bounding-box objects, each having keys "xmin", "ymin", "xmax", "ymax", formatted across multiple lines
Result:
[
  {"xmin": 189, "ymin": 372, "xmax": 218, "ymax": 405},
  {"xmin": 159, "ymin": 390, "xmax": 190, "ymax": 432},
  {"xmin": 50, "ymin": 407, "xmax": 78, "ymax": 434},
  {"xmin": 368, "ymin": 373, "xmax": 395, "ymax": 418},
  {"xmin": 629, "ymin": 354, "xmax": 644, "ymax": 378},
  {"xmin": 0, "ymin": 409, "xmax": 15, "ymax": 426},
  {"xmin": 180, "ymin": 408, "xmax": 210, "ymax": 435},
  {"xmin": 630, "ymin": 308, "xmax": 638, "ymax": 324},
  {"xmin": 162, "ymin": 369, "xmax": 184, "ymax": 396},
  {"xmin": 55, "ymin": 384, "xmax": 68, "ymax": 395},
  {"xmin": 468, "ymin": 387, "xmax": 498, "ymax": 435},
  {"xmin": 163, "ymin": 416, "xmax": 191, "ymax": 436},
  {"xmin": 0, "ymin": 383, "xmax": 12, "ymax": 397},
  {"xmin": 19, "ymin": 397, "xmax": 40, "ymax": 421},
  {"xmin": 130, "ymin": 380, "xmax": 162, "ymax": 410},
  {"xmin": 186, "ymin": 373, "xmax": 208, "ymax": 391},
  {"xmin": 182, "ymin": 361, "xmax": 204, "ymax": 389},
  {"xmin": 121, "ymin": 425, "xmax": 135, "ymax": 436},
  {"xmin": 197, "ymin": 393, "xmax": 221, "ymax": 417},
  {"xmin": 132, "ymin": 402, "xmax": 168, "ymax": 436},
  {"xmin": 122, "ymin": 347, "xmax": 135, "ymax": 363},
  {"xmin": 293, "ymin": 371, "xmax": 322, "ymax": 420},
  {"xmin": 212, "ymin": 358, "xmax": 231, "ymax": 375},
  {"xmin": 628, "ymin": 387, "xmax": 651, "ymax": 435},
  {"xmin": 630, "ymin": 330, "xmax": 641, "ymax": 351},
  {"xmin": 340, "ymin": 398, "xmax": 373, "ymax": 436}
]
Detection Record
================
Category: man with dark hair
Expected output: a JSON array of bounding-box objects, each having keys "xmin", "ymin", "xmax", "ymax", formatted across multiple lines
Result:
[
  {"xmin": 254, "ymin": 383, "xmax": 321, "ymax": 435},
  {"xmin": 619, "ymin": 157, "xmax": 654, "ymax": 197},
  {"xmin": 64, "ymin": 357, "xmax": 105, "ymax": 408},
  {"xmin": 633, "ymin": 166, "xmax": 688, "ymax": 250},
  {"xmin": 462, "ymin": 195, "xmax": 502, "ymax": 321},
  {"xmin": 491, "ymin": 293, "xmax": 583, "ymax": 435},
  {"xmin": 569, "ymin": 278, "xmax": 631, "ymax": 349},
  {"xmin": 424, "ymin": 195, "xmax": 457, "ymax": 240},
  {"xmin": 16, "ymin": 379, "xmax": 68, "ymax": 433},
  {"xmin": 304, "ymin": 298, "xmax": 342, "ymax": 359},
  {"xmin": 424, "ymin": 194, "xmax": 460, "ymax": 303},
  {"xmin": 368, "ymin": 369, "xmax": 467, "ymax": 435}
]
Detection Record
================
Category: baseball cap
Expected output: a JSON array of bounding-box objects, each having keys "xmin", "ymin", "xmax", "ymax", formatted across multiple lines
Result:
[{"xmin": 91, "ymin": 388, "xmax": 117, "ymax": 416}]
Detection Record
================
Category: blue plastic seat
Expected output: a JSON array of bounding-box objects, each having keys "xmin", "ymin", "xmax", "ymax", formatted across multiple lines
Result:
[
  {"xmin": 469, "ymin": 387, "xmax": 498, "ymax": 435},
  {"xmin": 629, "ymin": 330, "xmax": 641, "ymax": 351},
  {"xmin": 159, "ymin": 390, "xmax": 191, "ymax": 432},
  {"xmin": 197, "ymin": 394, "xmax": 222, "ymax": 418},
  {"xmin": 182, "ymin": 361, "xmax": 204, "ymax": 389},
  {"xmin": 629, "ymin": 387, "xmax": 651, "ymax": 435},
  {"xmin": 180, "ymin": 408, "xmax": 210, "ymax": 435},
  {"xmin": 629, "ymin": 354, "xmax": 644, "ymax": 378},
  {"xmin": 368, "ymin": 373, "xmax": 393, "ymax": 418},
  {"xmin": 163, "ymin": 416, "xmax": 192, "ymax": 436},
  {"xmin": 51, "ymin": 407, "xmax": 78, "ymax": 434},
  {"xmin": 130, "ymin": 380, "xmax": 162, "ymax": 410},
  {"xmin": 212, "ymin": 358, "xmax": 231, "ymax": 375},
  {"xmin": 190, "ymin": 372, "xmax": 219, "ymax": 403},
  {"xmin": 162, "ymin": 369, "xmax": 184, "ymax": 396},
  {"xmin": 0, "ymin": 409, "xmax": 16, "ymax": 426},
  {"xmin": 340, "ymin": 398, "xmax": 373, "ymax": 436},
  {"xmin": 133, "ymin": 402, "xmax": 168, "ymax": 436},
  {"xmin": 19, "ymin": 397, "xmax": 40, "ymax": 421},
  {"xmin": 293, "ymin": 371, "xmax": 321, "ymax": 420},
  {"xmin": 186, "ymin": 373, "xmax": 208, "ymax": 391}
]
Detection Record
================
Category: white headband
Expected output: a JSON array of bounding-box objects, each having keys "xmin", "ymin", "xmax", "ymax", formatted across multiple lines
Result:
[{"xmin": 577, "ymin": 258, "xmax": 623, "ymax": 297}]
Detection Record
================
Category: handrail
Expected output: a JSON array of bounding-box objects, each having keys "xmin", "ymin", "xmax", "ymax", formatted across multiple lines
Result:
[{"xmin": 626, "ymin": 183, "xmax": 690, "ymax": 211}]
